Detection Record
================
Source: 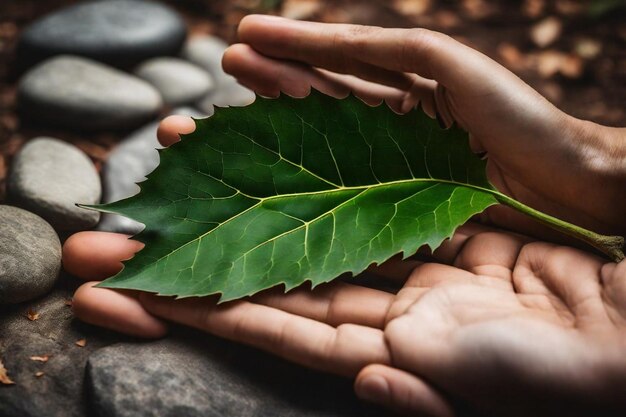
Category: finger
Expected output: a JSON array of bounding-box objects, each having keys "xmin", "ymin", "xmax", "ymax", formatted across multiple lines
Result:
[
  {"xmin": 140, "ymin": 294, "xmax": 390, "ymax": 376},
  {"xmin": 73, "ymin": 282, "xmax": 168, "ymax": 338},
  {"xmin": 406, "ymin": 262, "xmax": 509, "ymax": 290},
  {"xmin": 157, "ymin": 115, "xmax": 196, "ymax": 147},
  {"xmin": 238, "ymin": 15, "xmax": 475, "ymax": 87},
  {"xmin": 355, "ymin": 364, "xmax": 455, "ymax": 417},
  {"xmin": 224, "ymin": 43, "xmax": 416, "ymax": 111},
  {"xmin": 252, "ymin": 281, "xmax": 394, "ymax": 328},
  {"xmin": 238, "ymin": 17, "xmax": 419, "ymax": 91},
  {"xmin": 62, "ymin": 232, "xmax": 144, "ymax": 280},
  {"xmin": 515, "ymin": 243, "xmax": 609, "ymax": 325}
]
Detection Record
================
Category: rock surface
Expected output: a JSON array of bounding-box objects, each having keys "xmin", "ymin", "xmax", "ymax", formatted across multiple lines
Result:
[
  {"xmin": 8, "ymin": 137, "xmax": 101, "ymax": 232},
  {"xmin": 99, "ymin": 108, "xmax": 204, "ymax": 234},
  {"xmin": 86, "ymin": 331, "xmax": 385, "ymax": 417},
  {"xmin": 181, "ymin": 35, "xmax": 255, "ymax": 112},
  {"xmin": 0, "ymin": 283, "xmax": 128, "ymax": 417},
  {"xmin": 17, "ymin": 0, "xmax": 187, "ymax": 69},
  {"xmin": 0, "ymin": 205, "xmax": 61, "ymax": 304},
  {"xmin": 18, "ymin": 56, "xmax": 163, "ymax": 131},
  {"xmin": 135, "ymin": 57, "xmax": 213, "ymax": 106}
]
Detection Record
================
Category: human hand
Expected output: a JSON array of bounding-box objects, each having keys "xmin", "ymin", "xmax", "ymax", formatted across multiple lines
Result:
[
  {"xmin": 64, "ymin": 117, "xmax": 626, "ymax": 417},
  {"xmin": 65, "ymin": 222, "xmax": 626, "ymax": 416},
  {"xmin": 221, "ymin": 15, "xmax": 626, "ymax": 240}
]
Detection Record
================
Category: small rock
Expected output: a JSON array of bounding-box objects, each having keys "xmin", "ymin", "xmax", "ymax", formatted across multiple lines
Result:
[
  {"xmin": 99, "ymin": 108, "xmax": 204, "ymax": 234},
  {"xmin": 196, "ymin": 83, "xmax": 256, "ymax": 114},
  {"xmin": 17, "ymin": 0, "xmax": 187, "ymax": 69},
  {"xmin": 181, "ymin": 35, "xmax": 255, "ymax": 111},
  {"xmin": 86, "ymin": 334, "xmax": 384, "ymax": 417},
  {"xmin": 135, "ymin": 57, "xmax": 213, "ymax": 106},
  {"xmin": 8, "ymin": 137, "xmax": 101, "ymax": 232},
  {"xmin": 181, "ymin": 35, "xmax": 230, "ymax": 82},
  {"xmin": 18, "ymin": 56, "xmax": 162, "ymax": 130},
  {"xmin": 0, "ymin": 205, "xmax": 61, "ymax": 304}
]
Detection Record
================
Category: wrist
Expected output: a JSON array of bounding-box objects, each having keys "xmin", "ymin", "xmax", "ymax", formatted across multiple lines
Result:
[{"xmin": 566, "ymin": 116, "xmax": 626, "ymax": 233}]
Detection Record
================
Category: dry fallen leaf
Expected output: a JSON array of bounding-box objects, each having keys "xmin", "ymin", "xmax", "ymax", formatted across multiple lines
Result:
[
  {"xmin": 522, "ymin": 0, "xmax": 545, "ymax": 18},
  {"xmin": 434, "ymin": 11, "xmax": 460, "ymax": 29},
  {"xmin": 0, "ymin": 359, "xmax": 15, "ymax": 385},
  {"xmin": 575, "ymin": 38, "xmax": 602, "ymax": 59},
  {"xmin": 497, "ymin": 42, "xmax": 526, "ymax": 71},
  {"xmin": 29, "ymin": 355, "xmax": 50, "ymax": 363},
  {"xmin": 531, "ymin": 16, "xmax": 562, "ymax": 48},
  {"xmin": 26, "ymin": 309, "xmax": 40, "ymax": 321},
  {"xmin": 461, "ymin": 0, "xmax": 493, "ymax": 19},
  {"xmin": 392, "ymin": 0, "xmax": 431, "ymax": 17},
  {"xmin": 75, "ymin": 339, "xmax": 87, "ymax": 347},
  {"xmin": 555, "ymin": 0, "xmax": 583, "ymax": 15},
  {"xmin": 35, "ymin": 372, "xmax": 45, "ymax": 378},
  {"xmin": 534, "ymin": 50, "xmax": 583, "ymax": 79},
  {"xmin": 281, "ymin": 0, "xmax": 322, "ymax": 20}
]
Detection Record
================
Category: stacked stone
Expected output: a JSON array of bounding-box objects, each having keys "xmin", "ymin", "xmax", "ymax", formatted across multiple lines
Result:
[
  {"xmin": 2, "ymin": 0, "xmax": 256, "ymax": 306},
  {"xmin": 0, "ymin": 2, "xmax": 375, "ymax": 417}
]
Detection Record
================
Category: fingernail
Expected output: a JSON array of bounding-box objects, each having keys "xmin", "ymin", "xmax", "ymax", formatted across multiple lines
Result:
[{"xmin": 356, "ymin": 374, "xmax": 389, "ymax": 403}]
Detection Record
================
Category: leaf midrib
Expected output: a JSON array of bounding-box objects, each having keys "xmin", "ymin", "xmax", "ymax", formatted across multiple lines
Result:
[{"xmin": 125, "ymin": 177, "xmax": 499, "ymax": 278}]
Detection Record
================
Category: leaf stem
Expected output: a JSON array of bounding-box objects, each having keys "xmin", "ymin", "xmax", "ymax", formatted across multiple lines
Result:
[{"xmin": 494, "ymin": 193, "xmax": 625, "ymax": 262}]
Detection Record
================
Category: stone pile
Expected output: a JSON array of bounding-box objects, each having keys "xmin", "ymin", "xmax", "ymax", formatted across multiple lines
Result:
[{"xmin": 0, "ymin": 1, "xmax": 382, "ymax": 416}]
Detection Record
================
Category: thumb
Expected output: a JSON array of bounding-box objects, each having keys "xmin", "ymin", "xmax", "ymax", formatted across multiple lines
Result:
[{"xmin": 355, "ymin": 364, "xmax": 455, "ymax": 417}]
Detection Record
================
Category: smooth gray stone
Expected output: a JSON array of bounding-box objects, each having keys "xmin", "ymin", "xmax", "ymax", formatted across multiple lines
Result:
[
  {"xmin": 0, "ymin": 205, "xmax": 61, "ymax": 304},
  {"xmin": 17, "ymin": 0, "xmax": 187, "ymax": 69},
  {"xmin": 8, "ymin": 137, "xmax": 101, "ymax": 232},
  {"xmin": 196, "ymin": 83, "xmax": 256, "ymax": 114},
  {"xmin": 135, "ymin": 57, "xmax": 213, "ymax": 106},
  {"xmin": 0, "ymin": 283, "xmax": 129, "ymax": 417},
  {"xmin": 18, "ymin": 55, "xmax": 163, "ymax": 131},
  {"xmin": 99, "ymin": 107, "xmax": 204, "ymax": 234},
  {"xmin": 181, "ymin": 35, "xmax": 230, "ymax": 82},
  {"xmin": 181, "ymin": 35, "xmax": 255, "ymax": 111},
  {"xmin": 86, "ymin": 332, "xmax": 386, "ymax": 417}
]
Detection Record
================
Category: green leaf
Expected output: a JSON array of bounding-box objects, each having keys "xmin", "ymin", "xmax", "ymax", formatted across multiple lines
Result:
[{"xmin": 92, "ymin": 90, "xmax": 624, "ymax": 301}]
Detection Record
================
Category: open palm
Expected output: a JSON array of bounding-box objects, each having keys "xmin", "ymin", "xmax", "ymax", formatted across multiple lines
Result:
[{"xmin": 65, "ymin": 222, "xmax": 626, "ymax": 416}]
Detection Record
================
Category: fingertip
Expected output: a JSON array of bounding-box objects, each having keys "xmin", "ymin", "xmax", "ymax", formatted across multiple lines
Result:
[
  {"xmin": 157, "ymin": 115, "xmax": 196, "ymax": 147},
  {"xmin": 238, "ymin": 14, "xmax": 286, "ymax": 41},
  {"xmin": 355, "ymin": 364, "xmax": 455, "ymax": 417},
  {"xmin": 62, "ymin": 232, "xmax": 144, "ymax": 280},
  {"xmin": 73, "ymin": 282, "xmax": 168, "ymax": 339},
  {"xmin": 355, "ymin": 368, "xmax": 390, "ymax": 404},
  {"xmin": 222, "ymin": 43, "xmax": 253, "ymax": 77}
]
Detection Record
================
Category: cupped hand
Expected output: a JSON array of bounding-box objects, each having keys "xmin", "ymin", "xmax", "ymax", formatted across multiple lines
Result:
[
  {"xmin": 64, "ymin": 117, "xmax": 626, "ymax": 417},
  {"xmin": 221, "ymin": 15, "xmax": 626, "ymax": 239}
]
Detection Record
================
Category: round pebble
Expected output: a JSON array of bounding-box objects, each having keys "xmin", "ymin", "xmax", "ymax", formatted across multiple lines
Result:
[
  {"xmin": 135, "ymin": 57, "xmax": 213, "ymax": 106},
  {"xmin": 8, "ymin": 137, "xmax": 101, "ymax": 232},
  {"xmin": 0, "ymin": 205, "xmax": 61, "ymax": 305},
  {"xmin": 17, "ymin": 0, "xmax": 187, "ymax": 69},
  {"xmin": 18, "ymin": 55, "xmax": 163, "ymax": 131}
]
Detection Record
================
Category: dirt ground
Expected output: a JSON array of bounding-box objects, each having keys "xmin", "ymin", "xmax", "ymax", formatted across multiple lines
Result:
[{"xmin": 1, "ymin": 0, "xmax": 625, "ymax": 199}]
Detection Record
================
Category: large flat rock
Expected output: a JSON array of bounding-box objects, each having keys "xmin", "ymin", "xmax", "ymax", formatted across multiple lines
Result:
[{"xmin": 86, "ymin": 331, "xmax": 387, "ymax": 417}]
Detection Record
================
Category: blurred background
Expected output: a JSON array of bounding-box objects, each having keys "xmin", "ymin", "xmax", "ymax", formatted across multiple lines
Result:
[{"xmin": 1, "ymin": 0, "xmax": 625, "ymax": 200}]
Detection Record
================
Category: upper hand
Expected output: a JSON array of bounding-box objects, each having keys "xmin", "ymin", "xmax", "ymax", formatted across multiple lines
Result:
[{"xmin": 222, "ymin": 15, "xmax": 626, "ymax": 239}]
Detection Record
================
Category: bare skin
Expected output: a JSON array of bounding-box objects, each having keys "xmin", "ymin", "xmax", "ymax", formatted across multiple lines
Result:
[{"xmin": 64, "ymin": 16, "xmax": 626, "ymax": 417}]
